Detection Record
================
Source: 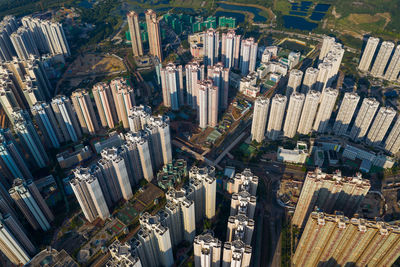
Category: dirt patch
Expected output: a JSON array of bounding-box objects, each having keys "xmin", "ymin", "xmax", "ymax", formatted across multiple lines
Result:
[
  {"xmin": 65, "ymin": 53, "xmax": 125, "ymax": 77},
  {"xmin": 348, "ymin": 13, "xmax": 381, "ymax": 25},
  {"xmin": 331, "ymin": 6, "xmax": 341, "ymax": 19}
]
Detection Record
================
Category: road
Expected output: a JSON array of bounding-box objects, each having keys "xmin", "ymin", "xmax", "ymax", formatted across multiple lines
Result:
[
  {"xmin": 172, "ymin": 139, "xmax": 219, "ymax": 168},
  {"xmin": 213, "ymin": 131, "xmax": 247, "ymax": 165}
]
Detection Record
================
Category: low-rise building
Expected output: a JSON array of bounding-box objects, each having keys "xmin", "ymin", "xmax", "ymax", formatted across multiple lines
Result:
[
  {"xmin": 56, "ymin": 145, "xmax": 92, "ymax": 169},
  {"xmin": 277, "ymin": 142, "xmax": 309, "ymax": 164}
]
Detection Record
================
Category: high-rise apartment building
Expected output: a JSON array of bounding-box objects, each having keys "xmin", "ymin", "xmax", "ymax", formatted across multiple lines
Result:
[
  {"xmin": 267, "ymin": 94, "xmax": 287, "ymax": 140},
  {"xmin": 0, "ymin": 128, "xmax": 32, "ymax": 182},
  {"xmin": 385, "ymin": 117, "xmax": 400, "ymax": 155},
  {"xmin": 301, "ymin": 67, "xmax": 319, "ymax": 94},
  {"xmin": 9, "ymin": 178, "xmax": 54, "ymax": 231},
  {"xmin": 226, "ymin": 214, "xmax": 255, "ymax": 245},
  {"xmin": 145, "ymin": 10, "xmax": 162, "ymax": 61},
  {"xmin": 12, "ymin": 109, "xmax": 49, "ymax": 168},
  {"xmin": 70, "ymin": 167, "xmax": 110, "ymax": 222},
  {"xmin": 10, "ymin": 27, "xmax": 39, "ymax": 60},
  {"xmin": 239, "ymin": 38, "xmax": 258, "ymax": 75},
  {"xmin": 230, "ymin": 191, "xmax": 257, "ymax": 219},
  {"xmin": 137, "ymin": 212, "xmax": 174, "ymax": 267},
  {"xmin": 203, "ymin": 28, "xmax": 219, "ymax": 66},
  {"xmin": 160, "ymin": 63, "xmax": 184, "ymax": 110},
  {"xmin": 322, "ymin": 42, "xmax": 344, "ymax": 86},
  {"xmin": 128, "ymin": 105, "xmax": 152, "ymax": 133},
  {"xmin": 313, "ymin": 87, "xmax": 338, "ymax": 133},
  {"xmin": 365, "ymin": 106, "xmax": 396, "ymax": 146},
  {"xmin": 107, "ymin": 240, "xmax": 142, "ymax": 267},
  {"xmin": 92, "ymin": 82, "xmax": 118, "ymax": 129},
  {"xmin": 165, "ymin": 188, "xmax": 196, "ymax": 244},
  {"xmin": 358, "ymin": 37, "xmax": 380, "ymax": 72},
  {"xmin": 297, "ymin": 90, "xmax": 321, "ymax": 135},
  {"xmin": 283, "ymin": 92, "xmax": 305, "ymax": 138},
  {"xmin": 370, "ymin": 41, "xmax": 395, "ymax": 77},
  {"xmin": 319, "ymin": 36, "xmax": 336, "ymax": 61},
  {"xmin": 207, "ymin": 62, "xmax": 230, "ymax": 109},
  {"xmin": 0, "ymin": 16, "xmax": 17, "ymax": 61},
  {"xmin": 332, "ymin": 92, "xmax": 360, "ymax": 136},
  {"xmin": 127, "ymin": 11, "xmax": 143, "ymax": 57},
  {"xmin": 292, "ymin": 169, "xmax": 370, "ymax": 229},
  {"xmin": 185, "ymin": 61, "xmax": 205, "ymax": 108},
  {"xmin": 221, "ymin": 29, "xmax": 241, "ymax": 69},
  {"xmin": 293, "ymin": 212, "xmax": 400, "ymax": 267},
  {"xmin": 315, "ymin": 62, "xmax": 333, "ymax": 92},
  {"xmin": 197, "ymin": 79, "xmax": 218, "ymax": 129},
  {"xmin": 51, "ymin": 95, "xmax": 82, "ymax": 142},
  {"xmin": 0, "ymin": 86, "xmax": 21, "ymax": 122},
  {"xmin": 349, "ymin": 97, "xmax": 380, "ymax": 141},
  {"xmin": 222, "ymin": 240, "xmax": 252, "ymax": 267},
  {"xmin": 250, "ymin": 96, "xmax": 270, "ymax": 143},
  {"xmin": 110, "ymin": 78, "xmax": 136, "ymax": 130},
  {"xmin": 189, "ymin": 166, "xmax": 217, "ymax": 221},
  {"xmin": 226, "ymin": 169, "xmax": 258, "ymax": 196},
  {"xmin": 71, "ymin": 89, "xmax": 99, "ymax": 135},
  {"xmin": 194, "ymin": 232, "xmax": 222, "ymax": 267},
  {"xmin": 286, "ymin": 69, "xmax": 303, "ymax": 97},
  {"xmin": 384, "ymin": 44, "xmax": 400, "ymax": 81}
]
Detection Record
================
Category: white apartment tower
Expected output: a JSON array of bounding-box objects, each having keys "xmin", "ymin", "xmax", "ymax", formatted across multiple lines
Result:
[
  {"xmin": 283, "ymin": 92, "xmax": 305, "ymax": 138},
  {"xmin": 239, "ymin": 38, "xmax": 258, "ymax": 75},
  {"xmin": 286, "ymin": 69, "xmax": 303, "ymax": 97},
  {"xmin": 160, "ymin": 63, "xmax": 184, "ymax": 110},
  {"xmin": 127, "ymin": 11, "xmax": 143, "ymax": 57},
  {"xmin": 384, "ymin": 45, "xmax": 400, "ymax": 81},
  {"xmin": 92, "ymin": 82, "xmax": 118, "ymax": 129},
  {"xmin": 319, "ymin": 36, "xmax": 336, "ymax": 60},
  {"xmin": 349, "ymin": 97, "xmax": 380, "ymax": 141},
  {"xmin": 370, "ymin": 41, "xmax": 395, "ymax": 77},
  {"xmin": 366, "ymin": 106, "xmax": 396, "ymax": 146},
  {"xmin": 71, "ymin": 89, "xmax": 99, "ymax": 135},
  {"xmin": 315, "ymin": 62, "xmax": 333, "ymax": 92},
  {"xmin": 385, "ymin": 117, "xmax": 400, "ymax": 155},
  {"xmin": 203, "ymin": 28, "xmax": 219, "ymax": 66},
  {"xmin": 185, "ymin": 61, "xmax": 204, "ymax": 108},
  {"xmin": 332, "ymin": 92, "xmax": 360, "ymax": 136},
  {"xmin": 197, "ymin": 79, "xmax": 218, "ymax": 129},
  {"xmin": 313, "ymin": 87, "xmax": 338, "ymax": 133},
  {"xmin": 194, "ymin": 232, "xmax": 222, "ymax": 267},
  {"xmin": 51, "ymin": 95, "xmax": 82, "ymax": 142},
  {"xmin": 250, "ymin": 96, "xmax": 270, "ymax": 143},
  {"xmin": 207, "ymin": 62, "xmax": 230, "ymax": 109},
  {"xmin": 226, "ymin": 214, "xmax": 255, "ymax": 245},
  {"xmin": 358, "ymin": 37, "xmax": 380, "ymax": 72},
  {"xmin": 267, "ymin": 94, "xmax": 287, "ymax": 140},
  {"xmin": 221, "ymin": 30, "xmax": 241, "ymax": 69},
  {"xmin": 222, "ymin": 240, "xmax": 252, "ymax": 267}
]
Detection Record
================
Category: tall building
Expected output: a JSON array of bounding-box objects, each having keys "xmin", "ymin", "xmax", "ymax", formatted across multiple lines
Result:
[
  {"xmin": 203, "ymin": 28, "xmax": 219, "ymax": 66},
  {"xmin": 315, "ymin": 62, "xmax": 333, "ymax": 92},
  {"xmin": 332, "ymin": 92, "xmax": 360, "ymax": 136},
  {"xmin": 291, "ymin": 169, "xmax": 370, "ymax": 229},
  {"xmin": 185, "ymin": 61, "xmax": 205, "ymax": 108},
  {"xmin": 12, "ymin": 109, "xmax": 49, "ymax": 168},
  {"xmin": 9, "ymin": 178, "xmax": 54, "ymax": 231},
  {"xmin": 384, "ymin": 44, "xmax": 400, "ymax": 81},
  {"xmin": 385, "ymin": 117, "xmax": 400, "ymax": 154},
  {"xmin": 297, "ymin": 90, "xmax": 321, "ymax": 135},
  {"xmin": 322, "ymin": 42, "xmax": 344, "ymax": 86},
  {"xmin": 0, "ymin": 16, "xmax": 17, "ymax": 61},
  {"xmin": 221, "ymin": 29, "xmax": 241, "ymax": 69},
  {"xmin": 358, "ymin": 37, "xmax": 380, "ymax": 72},
  {"xmin": 239, "ymin": 37, "xmax": 258, "ymax": 75},
  {"xmin": 92, "ymin": 82, "xmax": 118, "ymax": 129},
  {"xmin": 145, "ymin": 10, "xmax": 162, "ymax": 61},
  {"xmin": 107, "ymin": 240, "xmax": 142, "ymax": 267},
  {"xmin": 313, "ymin": 87, "xmax": 338, "ymax": 133},
  {"xmin": 110, "ymin": 78, "xmax": 136, "ymax": 130},
  {"xmin": 51, "ymin": 95, "xmax": 82, "ymax": 142},
  {"xmin": 194, "ymin": 232, "xmax": 222, "ymax": 267},
  {"xmin": 286, "ymin": 69, "xmax": 303, "ymax": 97},
  {"xmin": 283, "ymin": 92, "xmax": 305, "ymax": 138},
  {"xmin": 70, "ymin": 168, "xmax": 110, "ymax": 222},
  {"xmin": 160, "ymin": 63, "xmax": 184, "ymax": 110},
  {"xmin": 226, "ymin": 214, "xmax": 254, "ymax": 245},
  {"xmin": 250, "ymin": 96, "xmax": 270, "ymax": 143},
  {"xmin": 165, "ymin": 188, "xmax": 196, "ymax": 244},
  {"xmin": 349, "ymin": 97, "xmax": 380, "ymax": 141},
  {"xmin": 10, "ymin": 27, "xmax": 39, "ymax": 60},
  {"xmin": 128, "ymin": 105, "xmax": 152, "ymax": 133},
  {"xmin": 222, "ymin": 239, "xmax": 252, "ymax": 267},
  {"xmin": 226, "ymin": 169, "xmax": 258, "ymax": 196},
  {"xmin": 71, "ymin": 89, "xmax": 99, "ymax": 135},
  {"xmin": 365, "ymin": 106, "xmax": 396, "ymax": 146},
  {"xmin": 127, "ymin": 11, "xmax": 143, "ymax": 57},
  {"xmin": 189, "ymin": 166, "xmax": 216, "ymax": 221},
  {"xmin": 207, "ymin": 62, "xmax": 230, "ymax": 109},
  {"xmin": 197, "ymin": 79, "xmax": 218, "ymax": 129},
  {"xmin": 319, "ymin": 36, "xmax": 336, "ymax": 60},
  {"xmin": 137, "ymin": 212, "xmax": 174, "ymax": 267},
  {"xmin": 230, "ymin": 190, "xmax": 256, "ymax": 219},
  {"xmin": 266, "ymin": 94, "xmax": 287, "ymax": 140},
  {"xmin": 0, "ymin": 86, "xmax": 21, "ymax": 123},
  {"xmin": 293, "ymin": 212, "xmax": 400, "ymax": 267},
  {"xmin": 370, "ymin": 41, "xmax": 394, "ymax": 77},
  {"xmin": 0, "ymin": 128, "xmax": 32, "ymax": 182}
]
